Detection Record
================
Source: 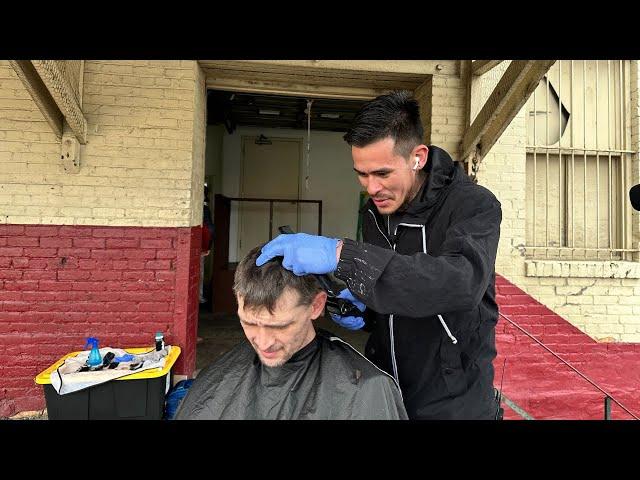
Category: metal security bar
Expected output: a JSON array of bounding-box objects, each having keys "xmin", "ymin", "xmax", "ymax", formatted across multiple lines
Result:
[
  {"xmin": 228, "ymin": 197, "xmax": 323, "ymax": 240},
  {"xmin": 525, "ymin": 60, "xmax": 637, "ymax": 260}
]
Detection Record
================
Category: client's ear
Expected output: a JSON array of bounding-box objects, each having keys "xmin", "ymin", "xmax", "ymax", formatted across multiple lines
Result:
[{"xmin": 310, "ymin": 291, "xmax": 328, "ymax": 320}]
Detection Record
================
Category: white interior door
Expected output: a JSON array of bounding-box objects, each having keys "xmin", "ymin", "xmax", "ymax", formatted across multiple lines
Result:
[{"xmin": 238, "ymin": 137, "xmax": 300, "ymax": 260}]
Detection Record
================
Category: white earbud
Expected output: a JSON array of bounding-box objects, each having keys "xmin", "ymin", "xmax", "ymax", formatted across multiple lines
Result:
[{"xmin": 413, "ymin": 156, "xmax": 420, "ymax": 170}]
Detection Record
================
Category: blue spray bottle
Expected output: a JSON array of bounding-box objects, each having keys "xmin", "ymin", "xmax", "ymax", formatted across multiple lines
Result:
[{"xmin": 85, "ymin": 337, "xmax": 102, "ymax": 367}]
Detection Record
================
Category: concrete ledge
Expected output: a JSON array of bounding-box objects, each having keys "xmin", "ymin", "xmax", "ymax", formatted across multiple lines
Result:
[{"xmin": 525, "ymin": 260, "xmax": 640, "ymax": 279}]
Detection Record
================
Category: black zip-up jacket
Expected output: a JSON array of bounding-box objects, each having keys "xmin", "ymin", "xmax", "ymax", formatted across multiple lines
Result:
[{"xmin": 334, "ymin": 145, "xmax": 502, "ymax": 420}]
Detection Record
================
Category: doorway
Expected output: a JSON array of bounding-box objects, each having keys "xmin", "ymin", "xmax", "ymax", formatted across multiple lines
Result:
[{"xmin": 238, "ymin": 136, "xmax": 301, "ymax": 259}]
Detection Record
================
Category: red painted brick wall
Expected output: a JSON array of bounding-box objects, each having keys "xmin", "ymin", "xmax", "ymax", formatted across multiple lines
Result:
[
  {"xmin": 0, "ymin": 224, "xmax": 201, "ymax": 417},
  {"xmin": 173, "ymin": 226, "xmax": 201, "ymax": 380},
  {"xmin": 495, "ymin": 275, "xmax": 640, "ymax": 420}
]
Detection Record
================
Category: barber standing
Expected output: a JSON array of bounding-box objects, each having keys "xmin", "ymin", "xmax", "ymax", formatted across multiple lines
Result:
[{"xmin": 256, "ymin": 91, "xmax": 502, "ymax": 419}]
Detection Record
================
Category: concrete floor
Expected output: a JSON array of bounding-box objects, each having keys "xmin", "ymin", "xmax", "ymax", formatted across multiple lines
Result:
[{"xmin": 195, "ymin": 305, "xmax": 369, "ymax": 374}]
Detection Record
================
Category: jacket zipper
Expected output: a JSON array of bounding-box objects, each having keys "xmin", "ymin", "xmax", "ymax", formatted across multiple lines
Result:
[
  {"xmin": 393, "ymin": 223, "xmax": 458, "ymax": 345},
  {"xmin": 387, "ymin": 215, "xmax": 401, "ymax": 388},
  {"xmin": 368, "ymin": 210, "xmax": 400, "ymax": 387},
  {"xmin": 367, "ymin": 210, "xmax": 459, "ymax": 390},
  {"xmin": 368, "ymin": 209, "xmax": 392, "ymax": 248},
  {"xmin": 392, "ymin": 222, "xmax": 458, "ymax": 346}
]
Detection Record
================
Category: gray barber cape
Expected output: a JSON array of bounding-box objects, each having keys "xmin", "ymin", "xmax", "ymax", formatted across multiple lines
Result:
[{"xmin": 175, "ymin": 329, "xmax": 408, "ymax": 420}]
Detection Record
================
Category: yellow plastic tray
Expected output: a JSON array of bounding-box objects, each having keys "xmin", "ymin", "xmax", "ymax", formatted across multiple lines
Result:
[{"xmin": 34, "ymin": 346, "xmax": 181, "ymax": 385}]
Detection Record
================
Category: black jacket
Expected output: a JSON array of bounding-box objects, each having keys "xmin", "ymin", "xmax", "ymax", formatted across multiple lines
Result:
[
  {"xmin": 334, "ymin": 145, "xmax": 502, "ymax": 419},
  {"xmin": 174, "ymin": 329, "xmax": 408, "ymax": 420}
]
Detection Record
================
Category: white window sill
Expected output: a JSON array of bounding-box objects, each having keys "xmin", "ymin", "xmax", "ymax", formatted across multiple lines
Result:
[{"xmin": 525, "ymin": 260, "xmax": 640, "ymax": 278}]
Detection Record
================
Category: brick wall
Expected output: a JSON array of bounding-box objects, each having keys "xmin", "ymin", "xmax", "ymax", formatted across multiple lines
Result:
[
  {"xmin": 0, "ymin": 60, "xmax": 206, "ymax": 416},
  {"xmin": 0, "ymin": 224, "xmax": 199, "ymax": 417},
  {"xmin": 495, "ymin": 275, "xmax": 640, "ymax": 419},
  {"xmin": 475, "ymin": 61, "xmax": 640, "ymax": 342},
  {"xmin": 0, "ymin": 60, "xmax": 204, "ymax": 228},
  {"xmin": 429, "ymin": 74, "xmax": 466, "ymax": 159}
]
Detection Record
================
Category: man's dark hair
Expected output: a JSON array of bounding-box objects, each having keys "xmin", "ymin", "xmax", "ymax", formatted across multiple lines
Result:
[
  {"xmin": 233, "ymin": 245, "xmax": 322, "ymax": 314},
  {"xmin": 343, "ymin": 90, "xmax": 424, "ymax": 158}
]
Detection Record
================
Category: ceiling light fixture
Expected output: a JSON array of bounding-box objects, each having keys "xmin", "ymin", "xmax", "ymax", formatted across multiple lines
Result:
[{"xmin": 259, "ymin": 109, "xmax": 280, "ymax": 116}]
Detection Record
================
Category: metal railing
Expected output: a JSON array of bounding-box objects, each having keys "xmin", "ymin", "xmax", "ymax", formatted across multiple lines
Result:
[
  {"xmin": 228, "ymin": 196, "xmax": 323, "ymax": 241},
  {"xmin": 498, "ymin": 311, "xmax": 639, "ymax": 420}
]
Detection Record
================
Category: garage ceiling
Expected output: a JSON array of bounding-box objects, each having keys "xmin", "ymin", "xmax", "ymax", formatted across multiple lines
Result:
[{"xmin": 207, "ymin": 90, "xmax": 368, "ymax": 133}]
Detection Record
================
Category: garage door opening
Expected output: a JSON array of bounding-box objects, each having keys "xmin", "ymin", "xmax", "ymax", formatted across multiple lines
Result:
[{"xmin": 196, "ymin": 89, "xmax": 370, "ymax": 372}]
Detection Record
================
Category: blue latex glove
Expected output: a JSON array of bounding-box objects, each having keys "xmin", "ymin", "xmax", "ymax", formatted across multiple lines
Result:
[
  {"xmin": 114, "ymin": 354, "xmax": 134, "ymax": 362},
  {"xmin": 330, "ymin": 288, "xmax": 366, "ymax": 330},
  {"xmin": 256, "ymin": 233, "xmax": 340, "ymax": 276}
]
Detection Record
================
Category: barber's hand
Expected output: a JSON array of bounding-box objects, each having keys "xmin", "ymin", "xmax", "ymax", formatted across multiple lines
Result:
[
  {"xmin": 330, "ymin": 288, "xmax": 366, "ymax": 330},
  {"xmin": 256, "ymin": 233, "xmax": 339, "ymax": 276}
]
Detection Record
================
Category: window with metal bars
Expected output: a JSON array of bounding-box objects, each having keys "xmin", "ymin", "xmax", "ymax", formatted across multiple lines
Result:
[{"xmin": 525, "ymin": 60, "xmax": 635, "ymax": 261}]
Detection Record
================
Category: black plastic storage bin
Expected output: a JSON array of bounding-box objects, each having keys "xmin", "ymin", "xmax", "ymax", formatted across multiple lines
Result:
[{"xmin": 35, "ymin": 346, "xmax": 181, "ymax": 420}]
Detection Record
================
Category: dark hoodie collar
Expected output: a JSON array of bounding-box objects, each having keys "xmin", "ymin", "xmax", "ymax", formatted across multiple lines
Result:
[
  {"xmin": 360, "ymin": 145, "xmax": 462, "ymax": 219},
  {"xmin": 411, "ymin": 145, "xmax": 458, "ymax": 212}
]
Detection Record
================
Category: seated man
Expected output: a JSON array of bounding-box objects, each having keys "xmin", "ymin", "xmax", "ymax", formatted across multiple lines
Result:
[{"xmin": 175, "ymin": 245, "xmax": 407, "ymax": 420}]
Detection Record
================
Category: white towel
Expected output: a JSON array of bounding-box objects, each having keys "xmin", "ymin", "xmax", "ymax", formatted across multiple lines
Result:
[{"xmin": 49, "ymin": 346, "xmax": 171, "ymax": 395}]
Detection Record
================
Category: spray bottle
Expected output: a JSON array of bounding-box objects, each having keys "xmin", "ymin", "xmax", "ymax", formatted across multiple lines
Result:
[
  {"xmin": 85, "ymin": 337, "xmax": 102, "ymax": 367},
  {"xmin": 155, "ymin": 332, "xmax": 165, "ymax": 352}
]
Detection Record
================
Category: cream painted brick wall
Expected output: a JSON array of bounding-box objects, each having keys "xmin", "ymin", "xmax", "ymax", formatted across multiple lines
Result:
[
  {"xmin": 0, "ymin": 60, "xmax": 205, "ymax": 227},
  {"xmin": 631, "ymin": 62, "xmax": 640, "ymax": 260},
  {"xmin": 477, "ymin": 61, "xmax": 640, "ymax": 343},
  {"xmin": 189, "ymin": 64, "xmax": 206, "ymax": 227},
  {"xmin": 430, "ymin": 74, "xmax": 466, "ymax": 159},
  {"xmin": 0, "ymin": 62, "xmax": 61, "ymax": 228}
]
